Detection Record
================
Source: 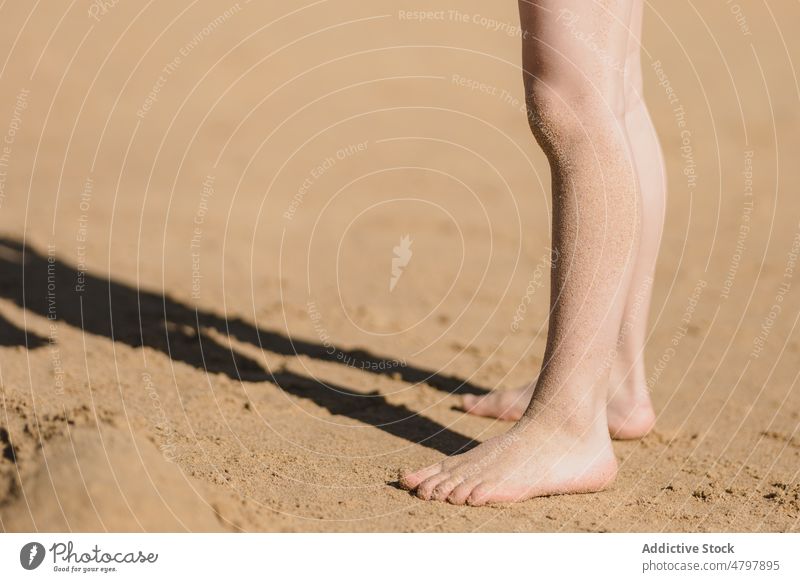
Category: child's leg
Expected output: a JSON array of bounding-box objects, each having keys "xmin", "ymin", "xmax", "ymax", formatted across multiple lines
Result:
[
  {"xmin": 606, "ymin": 0, "xmax": 665, "ymax": 438},
  {"xmin": 460, "ymin": 1, "xmax": 662, "ymax": 440},
  {"xmin": 401, "ymin": 0, "xmax": 638, "ymax": 505}
]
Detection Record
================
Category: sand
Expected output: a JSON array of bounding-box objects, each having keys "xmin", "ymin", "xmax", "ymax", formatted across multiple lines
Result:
[{"xmin": 0, "ymin": 1, "xmax": 799, "ymax": 531}]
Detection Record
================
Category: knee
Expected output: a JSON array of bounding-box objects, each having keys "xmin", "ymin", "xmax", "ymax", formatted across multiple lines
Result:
[{"xmin": 524, "ymin": 78, "xmax": 626, "ymax": 156}]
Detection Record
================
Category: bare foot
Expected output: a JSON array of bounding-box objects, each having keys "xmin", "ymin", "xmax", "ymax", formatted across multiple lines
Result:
[
  {"xmin": 400, "ymin": 414, "xmax": 617, "ymax": 505},
  {"xmin": 460, "ymin": 383, "xmax": 534, "ymax": 421},
  {"xmin": 606, "ymin": 360, "xmax": 656, "ymax": 440},
  {"xmin": 459, "ymin": 360, "xmax": 655, "ymax": 440}
]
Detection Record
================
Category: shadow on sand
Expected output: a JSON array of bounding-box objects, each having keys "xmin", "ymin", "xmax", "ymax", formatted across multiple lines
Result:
[{"xmin": 0, "ymin": 237, "xmax": 486, "ymax": 455}]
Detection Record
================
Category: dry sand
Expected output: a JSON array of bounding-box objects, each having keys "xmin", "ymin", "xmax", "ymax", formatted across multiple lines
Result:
[{"xmin": 0, "ymin": 1, "xmax": 799, "ymax": 531}]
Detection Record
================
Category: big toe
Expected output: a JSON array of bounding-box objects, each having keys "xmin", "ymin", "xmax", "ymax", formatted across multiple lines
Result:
[
  {"xmin": 459, "ymin": 394, "xmax": 479, "ymax": 411},
  {"xmin": 460, "ymin": 394, "xmax": 499, "ymax": 417}
]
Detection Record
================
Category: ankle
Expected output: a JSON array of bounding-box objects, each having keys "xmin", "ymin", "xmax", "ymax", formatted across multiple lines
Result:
[
  {"xmin": 523, "ymin": 385, "xmax": 610, "ymax": 437},
  {"xmin": 610, "ymin": 353, "xmax": 647, "ymax": 390}
]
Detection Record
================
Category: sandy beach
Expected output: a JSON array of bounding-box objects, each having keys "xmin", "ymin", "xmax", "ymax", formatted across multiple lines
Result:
[{"xmin": 1, "ymin": 1, "xmax": 799, "ymax": 531}]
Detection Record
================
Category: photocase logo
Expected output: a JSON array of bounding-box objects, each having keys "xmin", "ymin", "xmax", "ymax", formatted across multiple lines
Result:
[
  {"xmin": 389, "ymin": 234, "xmax": 413, "ymax": 292},
  {"xmin": 19, "ymin": 542, "xmax": 46, "ymax": 570}
]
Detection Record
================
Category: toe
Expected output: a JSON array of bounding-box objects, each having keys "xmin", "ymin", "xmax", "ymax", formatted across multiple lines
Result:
[
  {"xmin": 400, "ymin": 463, "xmax": 442, "ymax": 490},
  {"xmin": 431, "ymin": 475, "xmax": 465, "ymax": 501},
  {"xmin": 415, "ymin": 473, "xmax": 450, "ymax": 500},
  {"xmin": 446, "ymin": 480, "xmax": 479, "ymax": 505},
  {"xmin": 466, "ymin": 482, "xmax": 497, "ymax": 507},
  {"xmin": 459, "ymin": 394, "xmax": 478, "ymax": 411}
]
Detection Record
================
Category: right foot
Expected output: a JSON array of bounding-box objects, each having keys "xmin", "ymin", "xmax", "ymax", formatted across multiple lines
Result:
[
  {"xmin": 401, "ymin": 410, "xmax": 618, "ymax": 505},
  {"xmin": 459, "ymin": 366, "xmax": 655, "ymax": 439}
]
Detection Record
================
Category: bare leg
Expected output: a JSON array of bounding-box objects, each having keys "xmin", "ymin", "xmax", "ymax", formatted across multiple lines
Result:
[
  {"xmin": 606, "ymin": 0, "xmax": 665, "ymax": 438},
  {"xmin": 460, "ymin": 1, "xmax": 664, "ymax": 440},
  {"xmin": 401, "ymin": 0, "xmax": 639, "ymax": 504}
]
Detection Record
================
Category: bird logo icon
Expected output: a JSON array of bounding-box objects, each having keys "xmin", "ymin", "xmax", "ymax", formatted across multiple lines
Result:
[{"xmin": 390, "ymin": 235, "xmax": 413, "ymax": 292}]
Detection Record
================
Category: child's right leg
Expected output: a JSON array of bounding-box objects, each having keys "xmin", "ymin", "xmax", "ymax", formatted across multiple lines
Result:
[
  {"xmin": 461, "ymin": 0, "xmax": 665, "ymax": 440},
  {"xmin": 401, "ymin": 0, "xmax": 638, "ymax": 505}
]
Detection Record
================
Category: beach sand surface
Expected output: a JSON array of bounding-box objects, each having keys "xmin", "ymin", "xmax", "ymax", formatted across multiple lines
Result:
[{"xmin": 0, "ymin": 1, "xmax": 798, "ymax": 531}]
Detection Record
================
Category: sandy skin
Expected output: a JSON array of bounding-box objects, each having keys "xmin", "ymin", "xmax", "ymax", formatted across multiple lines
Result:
[
  {"xmin": 401, "ymin": 402, "xmax": 619, "ymax": 506},
  {"xmin": 402, "ymin": 0, "xmax": 666, "ymax": 505},
  {"xmin": 458, "ymin": 354, "xmax": 657, "ymax": 441}
]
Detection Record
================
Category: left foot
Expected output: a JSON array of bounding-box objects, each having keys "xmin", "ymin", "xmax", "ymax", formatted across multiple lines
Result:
[
  {"xmin": 606, "ymin": 361, "xmax": 656, "ymax": 439},
  {"xmin": 400, "ymin": 412, "xmax": 617, "ymax": 505},
  {"xmin": 459, "ymin": 357, "xmax": 656, "ymax": 440},
  {"xmin": 459, "ymin": 383, "xmax": 535, "ymax": 421}
]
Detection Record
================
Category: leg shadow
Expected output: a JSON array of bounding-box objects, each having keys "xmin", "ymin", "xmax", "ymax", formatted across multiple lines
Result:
[
  {"xmin": 219, "ymin": 319, "xmax": 489, "ymax": 396},
  {"xmin": 0, "ymin": 238, "xmax": 487, "ymax": 394},
  {"xmin": 270, "ymin": 371, "xmax": 476, "ymax": 455},
  {"xmin": 0, "ymin": 312, "xmax": 46, "ymax": 348},
  {"xmin": 0, "ymin": 237, "xmax": 477, "ymax": 454}
]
